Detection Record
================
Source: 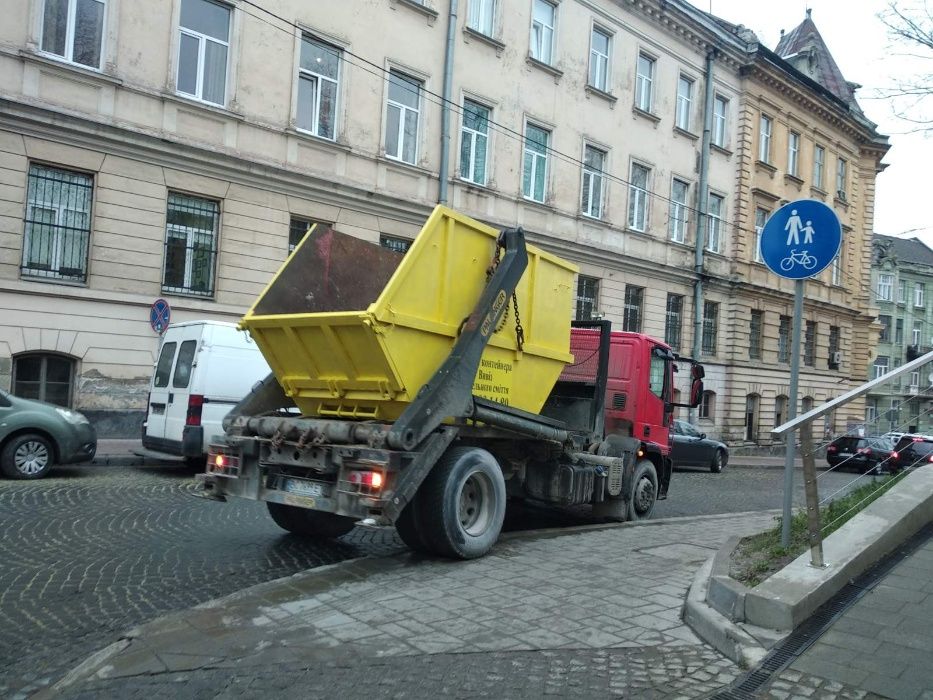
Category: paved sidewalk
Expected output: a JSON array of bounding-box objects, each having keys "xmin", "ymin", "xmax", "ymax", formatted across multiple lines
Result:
[{"xmin": 48, "ymin": 512, "xmax": 777, "ymax": 699}]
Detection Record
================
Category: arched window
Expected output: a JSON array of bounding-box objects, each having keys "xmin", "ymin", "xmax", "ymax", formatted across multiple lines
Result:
[
  {"xmin": 802, "ymin": 396, "xmax": 814, "ymax": 414},
  {"xmin": 774, "ymin": 394, "xmax": 789, "ymax": 442},
  {"xmin": 699, "ymin": 390, "xmax": 716, "ymax": 420},
  {"xmin": 745, "ymin": 393, "xmax": 760, "ymax": 443},
  {"xmin": 12, "ymin": 353, "xmax": 76, "ymax": 407}
]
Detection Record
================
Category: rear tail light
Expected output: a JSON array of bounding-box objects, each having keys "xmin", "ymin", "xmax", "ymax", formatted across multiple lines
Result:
[
  {"xmin": 186, "ymin": 394, "xmax": 204, "ymax": 426},
  {"xmin": 891, "ymin": 451, "xmax": 899, "ymax": 460},
  {"xmin": 348, "ymin": 470, "xmax": 384, "ymax": 489},
  {"xmin": 207, "ymin": 447, "xmax": 240, "ymax": 474},
  {"xmin": 827, "ymin": 445, "xmax": 837, "ymax": 453}
]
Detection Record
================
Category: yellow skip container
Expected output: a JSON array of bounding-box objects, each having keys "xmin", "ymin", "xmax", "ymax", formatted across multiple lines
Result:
[{"xmin": 241, "ymin": 206, "xmax": 577, "ymax": 421}]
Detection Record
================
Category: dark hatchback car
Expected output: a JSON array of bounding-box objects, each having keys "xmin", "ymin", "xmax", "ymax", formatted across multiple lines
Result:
[
  {"xmin": 825, "ymin": 436, "xmax": 895, "ymax": 474},
  {"xmin": 670, "ymin": 419, "xmax": 729, "ymax": 473},
  {"xmin": 0, "ymin": 389, "xmax": 96, "ymax": 479},
  {"xmin": 890, "ymin": 435, "xmax": 933, "ymax": 470}
]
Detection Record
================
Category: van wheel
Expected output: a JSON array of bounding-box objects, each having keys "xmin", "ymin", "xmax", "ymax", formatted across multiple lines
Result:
[
  {"xmin": 417, "ymin": 447, "xmax": 506, "ymax": 559},
  {"xmin": 394, "ymin": 502, "xmax": 430, "ymax": 553},
  {"xmin": 266, "ymin": 502, "xmax": 356, "ymax": 538},
  {"xmin": 628, "ymin": 459, "xmax": 658, "ymax": 521}
]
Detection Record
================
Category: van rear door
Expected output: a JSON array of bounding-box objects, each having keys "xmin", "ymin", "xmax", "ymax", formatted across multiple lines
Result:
[
  {"xmin": 162, "ymin": 325, "xmax": 202, "ymax": 448},
  {"xmin": 145, "ymin": 339, "xmax": 178, "ymax": 442}
]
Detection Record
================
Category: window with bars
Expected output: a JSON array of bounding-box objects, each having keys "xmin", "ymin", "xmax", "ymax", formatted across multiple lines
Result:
[
  {"xmin": 288, "ymin": 216, "xmax": 331, "ymax": 252},
  {"xmin": 669, "ymin": 178, "xmax": 689, "ymax": 243},
  {"xmin": 665, "ymin": 293, "xmax": 683, "ymax": 350},
  {"xmin": 623, "ymin": 285, "xmax": 643, "ymax": 332},
  {"xmin": 778, "ymin": 315, "xmax": 791, "ymax": 363},
  {"xmin": 297, "ymin": 35, "xmax": 340, "ymax": 140},
  {"xmin": 575, "ymin": 275, "xmax": 599, "ymax": 321},
  {"xmin": 701, "ymin": 301, "xmax": 718, "ymax": 355},
  {"xmin": 460, "ymin": 99, "xmax": 490, "ymax": 185},
  {"xmin": 749, "ymin": 309, "xmax": 763, "ymax": 359},
  {"xmin": 41, "ymin": 0, "xmax": 106, "ymax": 69},
  {"xmin": 12, "ymin": 353, "xmax": 75, "ymax": 407},
  {"xmin": 22, "ymin": 164, "xmax": 93, "ymax": 282},
  {"xmin": 380, "ymin": 234, "xmax": 411, "ymax": 254},
  {"xmin": 162, "ymin": 193, "xmax": 218, "ymax": 297},
  {"xmin": 176, "ymin": 0, "xmax": 231, "ymax": 106},
  {"xmin": 804, "ymin": 320, "xmax": 816, "ymax": 366},
  {"xmin": 580, "ymin": 144, "xmax": 606, "ymax": 219}
]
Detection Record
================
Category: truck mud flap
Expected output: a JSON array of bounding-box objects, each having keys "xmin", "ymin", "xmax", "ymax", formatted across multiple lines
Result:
[{"xmin": 383, "ymin": 426, "xmax": 458, "ymax": 522}]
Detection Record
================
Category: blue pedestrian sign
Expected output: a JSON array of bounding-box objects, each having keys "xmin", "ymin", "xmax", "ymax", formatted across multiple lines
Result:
[
  {"xmin": 149, "ymin": 298, "xmax": 171, "ymax": 334},
  {"xmin": 760, "ymin": 199, "xmax": 841, "ymax": 279}
]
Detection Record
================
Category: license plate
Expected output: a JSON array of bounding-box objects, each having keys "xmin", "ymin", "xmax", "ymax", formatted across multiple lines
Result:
[
  {"xmin": 283, "ymin": 478, "xmax": 324, "ymax": 498},
  {"xmin": 838, "ymin": 452, "xmax": 853, "ymax": 458}
]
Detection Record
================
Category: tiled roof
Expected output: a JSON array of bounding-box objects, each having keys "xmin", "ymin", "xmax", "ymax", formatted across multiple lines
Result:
[
  {"xmin": 874, "ymin": 234, "xmax": 933, "ymax": 268},
  {"xmin": 774, "ymin": 11, "xmax": 853, "ymax": 105}
]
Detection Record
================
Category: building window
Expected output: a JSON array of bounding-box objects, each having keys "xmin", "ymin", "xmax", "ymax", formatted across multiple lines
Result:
[
  {"xmin": 751, "ymin": 209, "xmax": 768, "ymax": 263},
  {"xmin": 866, "ymin": 400, "xmax": 877, "ymax": 424},
  {"xmin": 749, "ymin": 309, "xmax": 763, "ymax": 360},
  {"xmin": 176, "ymin": 0, "xmax": 231, "ymax": 106},
  {"xmin": 895, "ymin": 318, "xmax": 904, "ymax": 345},
  {"xmin": 385, "ymin": 69, "xmax": 422, "ymax": 164},
  {"xmin": 879, "ymin": 314, "xmax": 891, "ymax": 343},
  {"xmin": 460, "ymin": 99, "xmax": 490, "ymax": 185},
  {"xmin": 778, "ymin": 315, "xmax": 791, "ymax": 363},
  {"xmin": 898, "ymin": 280, "xmax": 907, "ymax": 304},
  {"xmin": 758, "ymin": 114, "xmax": 772, "ymax": 164},
  {"xmin": 831, "ymin": 248, "xmax": 842, "ymax": 286},
  {"xmin": 21, "ymin": 164, "xmax": 92, "ymax": 282},
  {"xmin": 530, "ymin": 0, "xmax": 556, "ymax": 65},
  {"xmin": 665, "ymin": 293, "xmax": 683, "ymax": 350},
  {"xmin": 706, "ymin": 193, "xmax": 723, "ymax": 254},
  {"xmin": 41, "ymin": 0, "xmax": 106, "ymax": 69},
  {"xmin": 580, "ymin": 144, "xmax": 606, "ymax": 219},
  {"xmin": 12, "ymin": 353, "xmax": 75, "ymax": 407},
  {"xmin": 575, "ymin": 275, "xmax": 599, "ymax": 321},
  {"xmin": 588, "ymin": 27, "xmax": 610, "ymax": 92},
  {"xmin": 787, "ymin": 131, "xmax": 800, "ymax": 177},
  {"xmin": 380, "ymin": 234, "xmax": 411, "ymax": 254},
  {"xmin": 712, "ymin": 95, "xmax": 728, "ymax": 148},
  {"xmin": 877, "ymin": 273, "xmax": 893, "ymax": 301},
  {"xmin": 288, "ymin": 216, "xmax": 330, "ymax": 252},
  {"xmin": 913, "ymin": 322, "xmax": 922, "ymax": 346},
  {"xmin": 468, "ymin": 0, "xmax": 496, "ymax": 36},
  {"xmin": 622, "ymin": 286, "xmax": 644, "ymax": 332},
  {"xmin": 813, "ymin": 144, "xmax": 825, "ymax": 189},
  {"xmin": 915, "ymin": 282, "xmax": 925, "ymax": 308},
  {"xmin": 836, "ymin": 157, "xmax": 847, "ymax": 198},
  {"xmin": 804, "ymin": 320, "xmax": 816, "ymax": 366},
  {"xmin": 522, "ymin": 123, "xmax": 550, "ymax": 203},
  {"xmin": 628, "ymin": 162, "xmax": 649, "ymax": 232},
  {"xmin": 297, "ymin": 35, "xmax": 340, "ymax": 140},
  {"xmin": 669, "ymin": 178, "xmax": 689, "ymax": 243},
  {"xmin": 775, "ymin": 394, "xmax": 788, "ymax": 430},
  {"xmin": 910, "ymin": 370, "xmax": 920, "ymax": 388},
  {"xmin": 699, "ymin": 390, "xmax": 715, "ymax": 420},
  {"xmin": 702, "ymin": 301, "xmax": 718, "ymax": 355},
  {"xmin": 873, "ymin": 355, "xmax": 889, "ymax": 379},
  {"xmin": 829, "ymin": 325, "xmax": 840, "ymax": 367},
  {"xmin": 162, "ymin": 193, "xmax": 218, "ymax": 297},
  {"xmin": 675, "ymin": 75, "xmax": 693, "ymax": 131},
  {"xmin": 635, "ymin": 53, "xmax": 655, "ymax": 112}
]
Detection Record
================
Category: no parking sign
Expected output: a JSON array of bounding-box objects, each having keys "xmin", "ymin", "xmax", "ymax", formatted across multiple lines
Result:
[{"xmin": 149, "ymin": 298, "xmax": 171, "ymax": 334}]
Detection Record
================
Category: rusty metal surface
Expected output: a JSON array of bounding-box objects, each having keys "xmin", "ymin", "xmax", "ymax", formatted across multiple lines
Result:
[{"xmin": 252, "ymin": 227, "xmax": 404, "ymax": 316}]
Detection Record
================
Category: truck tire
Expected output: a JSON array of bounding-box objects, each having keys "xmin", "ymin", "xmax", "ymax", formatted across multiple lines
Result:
[
  {"xmin": 628, "ymin": 459, "xmax": 658, "ymax": 521},
  {"xmin": 394, "ymin": 502, "xmax": 430, "ymax": 553},
  {"xmin": 266, "ymin": 502, "xmax": 356, "ymax": 538},
  {"xmin": 417, "ymin": 446, "xmax": 506, "ymax": 559}
]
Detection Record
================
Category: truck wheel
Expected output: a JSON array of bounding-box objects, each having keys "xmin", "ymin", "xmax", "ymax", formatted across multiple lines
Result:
[
  {"xmin": 418, "ymin": 446, "xmax": 506, "ymax": 559},
  {"xmin": 628, "ymin": 459, "xmax": 658, "ymax": 521},
  {"xmin": 266, "ymin": 502, "xmax": 356, "ymax": 538},
  {"xmin": 394, "ymin": 502, "xmax": 430, "ymax": 553}
]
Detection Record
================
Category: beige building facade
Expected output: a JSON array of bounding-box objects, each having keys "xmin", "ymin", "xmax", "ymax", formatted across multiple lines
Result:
[{"xmin": 0, "ymin": 0, "xmax": 884, "ymax": 440}]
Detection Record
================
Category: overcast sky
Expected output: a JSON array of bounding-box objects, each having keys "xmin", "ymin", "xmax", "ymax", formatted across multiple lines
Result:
[{"xmin": 691, "ymin": 0, "xmax": 932, "ymax": 249}]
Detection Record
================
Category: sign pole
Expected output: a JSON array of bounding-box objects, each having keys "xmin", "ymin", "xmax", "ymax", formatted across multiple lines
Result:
[{"xmin": 781, "ymin": 278, "xmax": 803, "ymax": 548}]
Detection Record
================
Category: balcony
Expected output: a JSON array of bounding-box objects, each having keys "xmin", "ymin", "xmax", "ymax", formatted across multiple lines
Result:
[{"xmin": 906, "ymin": 345, "xmax": 932, "ymax": 361}]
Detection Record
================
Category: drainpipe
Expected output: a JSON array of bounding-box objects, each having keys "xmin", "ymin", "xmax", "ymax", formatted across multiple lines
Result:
[
  {"xmin": 691, "ymin": 48, "xmax": 715, "ymax": 420},
  {"xmin": 438, "ymin": 0, "xmax": 459, "ymax": 204}
]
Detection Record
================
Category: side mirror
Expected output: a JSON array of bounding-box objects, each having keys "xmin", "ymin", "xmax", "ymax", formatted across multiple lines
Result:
[
  {"xmin": 690, "ymin": 378, "xmax": 704, "ymax": 407},
  {"xmin": 692, "ymin": 364, "xmax": 705, "ymax": 380},
  {"xmin": 700, "ymin": 433, "xmax": 707, "ymax": 440}
]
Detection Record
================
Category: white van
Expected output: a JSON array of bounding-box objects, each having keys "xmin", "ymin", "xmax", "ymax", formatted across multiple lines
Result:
[{"xmin": 142, "ymin": 321, "xmax": 271, "ymax": 461}]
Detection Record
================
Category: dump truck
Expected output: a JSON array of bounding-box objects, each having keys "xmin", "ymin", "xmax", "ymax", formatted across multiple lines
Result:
[{"xmin": 197, "ymin": 207, "xmax": 704, "ymax": 559}]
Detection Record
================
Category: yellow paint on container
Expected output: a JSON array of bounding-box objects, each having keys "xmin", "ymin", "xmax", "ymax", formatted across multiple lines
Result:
[{"xmin": 241, "ymin": 206, "xmax": 577, "ymax": 420}]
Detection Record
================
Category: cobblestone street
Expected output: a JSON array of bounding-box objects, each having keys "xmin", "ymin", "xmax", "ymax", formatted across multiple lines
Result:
[{"xmin": 0, "ymin": 463, "xmax": 868, "ymax": 698}]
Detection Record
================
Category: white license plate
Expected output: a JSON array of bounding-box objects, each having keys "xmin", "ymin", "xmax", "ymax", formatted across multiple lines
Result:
[
  {"xmin": 283, "ymin": 478, "xmax": 324, "ymax": 498},
  {"xmin": 837, "ymin": 452, "xmax": 853, "ymax": 458}
]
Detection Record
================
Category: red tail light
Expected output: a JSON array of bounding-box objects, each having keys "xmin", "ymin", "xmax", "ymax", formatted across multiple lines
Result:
[
  {"xmin": 348, "ymin": 470, "xmax": 384, "ymax": 489},
  {"xmin": 827, "ymin": 445, "xmax": 837, "ymax": 453},
  {"xmin": 186, "ymin": 394, "xmax": 204, "ymax": 426},
  {"xmin": 891, "ymin": 451, "xmax": 899, "ymax": 460}
]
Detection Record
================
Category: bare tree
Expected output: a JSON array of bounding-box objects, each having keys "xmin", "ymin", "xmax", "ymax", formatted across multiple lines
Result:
[{"xmin": 878, "ymin": 1, "xmax": 933, "ymax": 130}]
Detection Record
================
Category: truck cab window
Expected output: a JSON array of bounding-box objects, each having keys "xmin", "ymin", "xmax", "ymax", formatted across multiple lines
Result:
[{"xmin": 649, "ymin": 352, "xmax": 666, "ymax": 398}]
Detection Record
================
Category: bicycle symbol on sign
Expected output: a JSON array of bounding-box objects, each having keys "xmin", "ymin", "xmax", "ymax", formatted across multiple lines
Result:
[{"xmin": 780, "ymin": 249, "xmax": 817, "ymax": 272}]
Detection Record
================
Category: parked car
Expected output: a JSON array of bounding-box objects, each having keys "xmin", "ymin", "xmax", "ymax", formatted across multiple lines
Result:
[
  {"xmin": 825, "ymin": 436, "xmax": 895, "ymax": 474},
  {"xmin": 670, "ymin": 419, "xmax": 729, "ymax": 473},
  {"xmin": 0, "ymin": 389, "xmax": 97, "ymax": 479},
  {"xmin": 890, "ymin": 435, "xmax": 933, "ymax": 470}
]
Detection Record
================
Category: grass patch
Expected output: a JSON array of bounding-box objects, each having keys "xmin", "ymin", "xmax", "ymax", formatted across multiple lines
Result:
[{"xmin": 730, "ymin": 475, "xmax": 900, "ymax": 587}]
